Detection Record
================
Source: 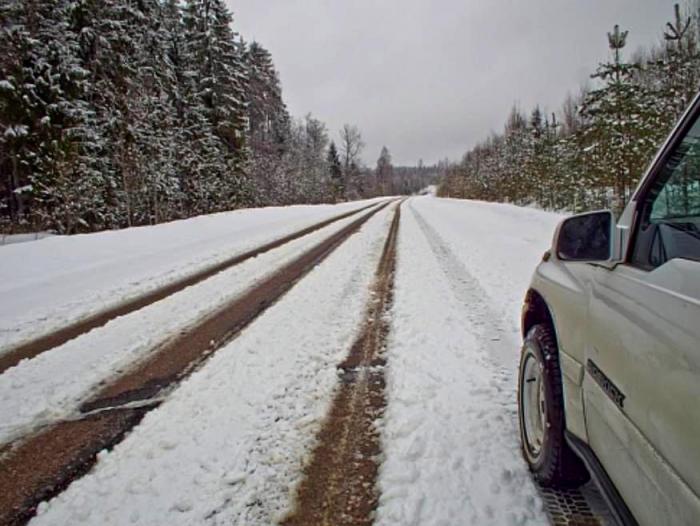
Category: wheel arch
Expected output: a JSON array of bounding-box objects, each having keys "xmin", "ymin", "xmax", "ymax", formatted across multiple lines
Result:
[
  {"xmin": 522, "ymin": 288, "xmax": 558, "ymax": 343},
  {"xmin": 518, "ymin": 296, "xmax": 591, "ymax": 487},
  {"xmin": 522, "ymin": 287, "xmax": 591, "ymax": 444}
]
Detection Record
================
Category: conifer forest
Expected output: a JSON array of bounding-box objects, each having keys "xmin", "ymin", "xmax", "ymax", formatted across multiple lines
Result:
[
  {"xmin": 440, "ymin": 2, "xmax": 700, "ymax": 214},
  {"xmin": 0, "ymin": 0, "xmax": 434, "ymax": 234},
  {"xmin": 2, "ymin": 2, "xmax": 700, "ymax": 233},
  {"xmin": 1, "ymin": 4, "xmax": 700, "ymax": 524}
]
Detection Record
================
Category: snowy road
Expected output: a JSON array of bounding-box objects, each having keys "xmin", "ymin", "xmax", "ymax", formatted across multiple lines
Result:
[
  {"xmin": 0, "ymin": 196, "xmax": 570, "ymax": 525},
  {"xmin": 0, "ymin": 198, "xmax": 383, "ymax": 354}
]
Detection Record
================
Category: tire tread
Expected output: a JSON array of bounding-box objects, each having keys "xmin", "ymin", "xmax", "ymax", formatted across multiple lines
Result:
[{"xmin": 519, "ymin": 323, "xmax": 589, "ymax": 487}]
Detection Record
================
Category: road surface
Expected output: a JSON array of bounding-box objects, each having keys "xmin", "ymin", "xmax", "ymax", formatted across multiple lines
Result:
[{"xmin": 0, "ymin": 196, "xmax": 613, "ymax": 525}]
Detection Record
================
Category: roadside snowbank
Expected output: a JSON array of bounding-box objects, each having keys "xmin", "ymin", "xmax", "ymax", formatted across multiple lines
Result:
[{"xmin": 0, "ymin": 232, "xmax": 55, "ymax": 246}]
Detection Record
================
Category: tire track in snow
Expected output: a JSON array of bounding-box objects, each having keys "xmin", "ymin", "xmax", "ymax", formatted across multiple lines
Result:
[
  {"xmin": 408, "ymin": 200, "xmax": 513, "ymax": 367},
  {"xmin": 0, "ymin": 202, "xmax": 394, "ymax": 526},
  {"xmin": 402, "ymin": 201, "xmax": 612, "ymax": 526},
  {"xmin": 0, "ymin": 202, "xmax": 381, "ymax": 374},
  {"xmin": 281, "ymin": 202, "xmax": 402, "ymax": 526},
  {"xmin": 375, "ymin": 200, "xmax": 546, "ymax": 525},
  {"xmin": 27, "ymin": 200, "xmax": 397, "ymax": 526}
]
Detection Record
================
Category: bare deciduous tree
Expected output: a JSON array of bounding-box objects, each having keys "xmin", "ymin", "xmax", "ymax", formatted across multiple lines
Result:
[{"xmin": 339, "ymin": 124, "xmax": 365, "ymax": 171}]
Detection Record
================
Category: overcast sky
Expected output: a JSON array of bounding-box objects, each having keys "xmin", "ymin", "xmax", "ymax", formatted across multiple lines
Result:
[{"xmin": 228, "ymin": 1, "xmax": 674, "ymax": 166}]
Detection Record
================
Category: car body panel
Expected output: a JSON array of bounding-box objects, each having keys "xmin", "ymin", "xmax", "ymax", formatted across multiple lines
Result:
[
  {"xmin": 584, "ymin": 377, "xmax": 700, "ymax": 526},
  {"xmin": 586, "ymin": 260, "xmax": 700, "ymax": 525},
  {"xmin": 528, "ymin": 253, "xmax": 700, "ymax": 526},
  {"xmin": 528, "ymin": 262, "xmax": 591, "ymax": 441},
  {"xmin": 522, "ymin": 93, "xmax": 700, "ymax": 525}
]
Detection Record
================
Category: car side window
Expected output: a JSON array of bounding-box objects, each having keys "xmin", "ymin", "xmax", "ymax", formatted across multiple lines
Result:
[{"xmin": 631, "ymin": 116, "xmax": 700, "ymax": 269}]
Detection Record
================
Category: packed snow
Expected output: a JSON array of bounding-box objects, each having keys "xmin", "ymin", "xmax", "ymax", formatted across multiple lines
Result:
[
  {"xmin": 0, "ymin": 202, "xmax": 384, "ymax": 446},
  {"xmin": 0, "ymin": 199, "xmax": 382, "ymax": 353},
  {"xmin": 0, "ymin": 196, "xmax": 568, "ymax": 525},
  {"xmin": 376, "ymin": 197, "xmax": 562, "ymax": 525},
  {"xmin": 30, "ymin": 203, "xmax": 398, "ymax": 525}
]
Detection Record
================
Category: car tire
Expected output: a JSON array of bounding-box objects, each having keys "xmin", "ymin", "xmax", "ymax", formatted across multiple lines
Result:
[{"xmin": 518, "ymin": 323, "xmax": 589, "ymax": 487}]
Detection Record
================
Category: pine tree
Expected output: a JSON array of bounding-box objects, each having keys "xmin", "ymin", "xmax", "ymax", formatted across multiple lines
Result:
[
  {"xmin": 0, "ymin": 0, "xmax": 105, "ymax": 233},
  {"xmin": 243, "ymin": 40, "xmax": 291, "ymax": 205},
  {"xmin": 327, "ymin": 141, "xmax": 344, "ymax": 201},
  {"xmin": 655, "ymin": 4, "xmax": 700, "ymax": 126},
  {"xmin": 580, "ymin": 25, "xmax": 660, "ymax": 211},
  {"xmin": 376, "ymin": 146, "xmax": 393, "ymax": 195}
]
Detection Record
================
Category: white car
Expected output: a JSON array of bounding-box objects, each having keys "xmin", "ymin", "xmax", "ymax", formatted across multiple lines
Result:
[{"xmin": 518, "ymin": 95, "xmax": 700, "ymax": 526}]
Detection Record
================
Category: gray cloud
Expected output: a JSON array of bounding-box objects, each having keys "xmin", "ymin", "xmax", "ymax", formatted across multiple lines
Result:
[{"xmin": 228, "ymin": 0, "xmax": 673, "ymax": 166}]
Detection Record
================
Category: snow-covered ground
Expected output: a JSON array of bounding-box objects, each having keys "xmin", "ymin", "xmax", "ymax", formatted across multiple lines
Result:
[
  {"xmin": 376, "ymin": 197, "xmax": 562, "ymax": 525},
  {"xmin": 30, "ymin": 202, "xmax": 398, "ymax": 525},
  {"xmin": 0, "ymin": 203, "xmax": 384, "ymax": 446},
  {"xmin": 0, "ymin": 199, "xmax": 382, "ymax": 352},
  {"xmin": 0, "ymin": 231, "xmax": 55, "ymax": 246},
  {"xmin": 1, "ymin": 196, "xmax": 567, "ymax": 525}
]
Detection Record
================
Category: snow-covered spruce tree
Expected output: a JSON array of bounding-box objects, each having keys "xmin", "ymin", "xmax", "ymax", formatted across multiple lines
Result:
[
  {"xmin": 0, "ymin": 0, "xmax": 106, "ymax": 233},
  {"xmin": 375, "ymin": 146, "xmax": 394, "ymax": 196},
  {"xmin": 243, "ymin": 40, "xmax": 291, "ymax": 205},
  {"xmin": 523, "ymin": 106, "xmax": 550, "ymax": 206},
  {"xmin": 579, "ymin": 25, "xmax": 661, "ymax": 212},
  {"xmin": 327, "ymin": 141, "xmax": 344, "ymax": 201},
  {"xmin": 543, "ymin": 113, "xmax": 571, "ymax": 210},
  {"xmin": 556, "ymin": 90, "xmax": 590, "ymax": 212},
  {"xmin": 162, "ymin": 0, "xmax": 198, "ymax": 216},
  {"xmin": 71, "ymin": 0, "xmax": 163, "ymax": 228},
  {"xmin": 162, "ymin": 0, "xmax": 222, "ymax": 216},
  {"xmin": 125, "ymin": 0, "xmax": 183, "ymax": 225},
  {"xmin": 300, "ymin": 114, "xmax": 330, "ymax": 203},
  {"xmin": 184, "ymin": 0, "xmax": 251, "ymax": 213},
  {"xmin": 244, "ymin": 41, "xmax": 289, "ymax": 149},
  {"xmin": 500, "ymin": 105, "xmax": 529, "ymax": 204},
  {"xmin": 0, "ymin": 0, "xmax": 34, "ymax": 227}
]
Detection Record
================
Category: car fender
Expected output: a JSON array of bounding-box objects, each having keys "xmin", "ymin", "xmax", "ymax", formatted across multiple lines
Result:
[{"xmin": 525, "ymin": 257, "xmax": 592, "ymax": 441}]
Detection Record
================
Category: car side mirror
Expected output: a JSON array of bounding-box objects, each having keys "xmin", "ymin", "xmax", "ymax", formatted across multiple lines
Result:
[{"xmin": 555, "ymin": 210, "xmax": 614, "ymax": 262}]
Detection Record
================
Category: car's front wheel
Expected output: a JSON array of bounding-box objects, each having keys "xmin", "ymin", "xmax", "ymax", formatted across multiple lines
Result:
[{"xmin": 518, "ymin": 324, "xmax": 589, "ymax": 487}]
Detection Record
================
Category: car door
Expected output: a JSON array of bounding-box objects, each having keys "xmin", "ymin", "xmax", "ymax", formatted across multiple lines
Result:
[{"xmin": 583, "ymin": 113, "xmax": 700, "ymax": 525}]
